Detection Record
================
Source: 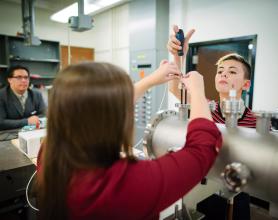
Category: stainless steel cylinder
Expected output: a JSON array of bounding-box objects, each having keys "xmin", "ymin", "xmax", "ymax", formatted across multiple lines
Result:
[
  {"xmin": 221, "ymin": 99, "xmax": 245, "ymax": 129},
  {"xmin": 143, "ymin": 111, "xmax": 278, "ymax": 205},
  {"xmin": 255, "ymin": 111, "xmax": 275, "ymax": 134}
]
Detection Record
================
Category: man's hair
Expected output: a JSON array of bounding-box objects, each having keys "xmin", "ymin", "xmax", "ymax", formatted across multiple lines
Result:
[
  {"xmin": 216, "ymin": 53, "xmax": 251, "ymax": 80},
  {"xmin": 7, "ymin": 65, "xmax": 30, "ymax": 78}
]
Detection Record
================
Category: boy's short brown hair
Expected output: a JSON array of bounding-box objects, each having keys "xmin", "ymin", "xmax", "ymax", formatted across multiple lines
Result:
[{"xmin": 216, "ymin": 53, "xmax": 251, "ymax": 80}]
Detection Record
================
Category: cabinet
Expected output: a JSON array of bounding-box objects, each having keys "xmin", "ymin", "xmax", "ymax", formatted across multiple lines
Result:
[
  {"xmin": 60, "ymin": 45, "xmax": 94, "ymax": 69},
  {"xmin": 0, "ymin": 35, "xmax": 8, "ymax": 86},
  {"xmin": 0, "ymin": 34, "xmax": 60, "ymax": 87}
]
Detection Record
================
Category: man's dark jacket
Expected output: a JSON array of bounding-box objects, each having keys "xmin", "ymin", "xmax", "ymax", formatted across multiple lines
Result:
[{"xmin": 0, "ymin": 86, "xmax": 46, "ymax": 130}]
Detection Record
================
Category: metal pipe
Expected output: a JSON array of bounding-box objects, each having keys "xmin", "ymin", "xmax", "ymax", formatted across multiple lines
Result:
[
  {"xmin": 22, "ymin": 0, "xmax": 27, "ymax": 36},
  {"xmin": 29, "ymin": 0, "xmax": 35, "ymax": 37},
  {"xmin": 225, "ymin": 113, "xmax": 238, "ymax": 129},
  {"xmin": 255, "ymin": 111, "xmax": 272, "ymax": 134},
  {"xmin": 78, "ymin": 0, "xmax": 85, "ymax": 15}
]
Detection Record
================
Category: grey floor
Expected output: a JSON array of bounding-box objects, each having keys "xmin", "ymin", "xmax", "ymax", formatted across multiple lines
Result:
[{"xmin": 251, "ymin": 205, "xmax": 278, "ymax": 220}]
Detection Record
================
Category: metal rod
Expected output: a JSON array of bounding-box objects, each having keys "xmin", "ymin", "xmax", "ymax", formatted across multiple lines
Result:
[{"xmin": 180, "ymin": 56, "xmax": 187, "ymax": 105}]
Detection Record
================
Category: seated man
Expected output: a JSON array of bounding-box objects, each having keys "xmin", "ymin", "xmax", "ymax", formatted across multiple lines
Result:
[
  {"xmin": 167, "ymin": 26, "xmax": 256, "ymax": 128},
  {"xmin": 0, "ymin": 65, "xmax": 46, "ymax": 130}
]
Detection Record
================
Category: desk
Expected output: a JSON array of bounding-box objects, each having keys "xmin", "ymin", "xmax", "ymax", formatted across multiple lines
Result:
[
  {"xmin": 0, "ymin": 129, "xmax": 19, "ymax": 141},
  {"xmin": 0, "ymin": 140, "xmax": 36, "ymax": 202},
  {"xmin": 11, "ymin": 139, "xmax": 37, "ymax": 165},
  {"xmin": 0, "ymin": 140, "xmax": 36, "ymax": 219},
  {"xmin": 1, "ymin": 128, "xmax": 40, "ymax": 165}
]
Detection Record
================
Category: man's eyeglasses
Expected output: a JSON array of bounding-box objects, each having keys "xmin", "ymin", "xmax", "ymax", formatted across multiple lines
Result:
[{"xmin": 12, "ymin": 76, "xmax": 30, "ymax": 81}]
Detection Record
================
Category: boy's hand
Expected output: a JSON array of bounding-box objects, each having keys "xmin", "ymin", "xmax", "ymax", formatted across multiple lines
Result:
[
  {"xmin": 182, "ymin": 71, "xmax": 212, "ymax": 121},
  {"xmin": 167, "ymin": 25, "xmax": 195, "ymax": 58},
  {"xmin": 181, "ymin": 71, "xmax": 205, "ymax": 96}
]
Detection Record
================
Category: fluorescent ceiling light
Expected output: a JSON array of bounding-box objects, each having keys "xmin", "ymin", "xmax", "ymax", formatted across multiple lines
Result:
[
  {"xmin": 50, "ymin": 3, "xmax": 78, "ymax": 23},
  {"xmin": 95, "ymin": 0, "xmax": 123, "ymax": 7},
  {"xmin": 51, "ymin": 0, "xmax": 123, "ymax": 23}
]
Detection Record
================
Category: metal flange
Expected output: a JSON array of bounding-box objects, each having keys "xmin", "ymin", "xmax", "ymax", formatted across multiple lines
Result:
[{"xmin": 143, "ymin": 110, "xmax": 178, "ymax": 159}]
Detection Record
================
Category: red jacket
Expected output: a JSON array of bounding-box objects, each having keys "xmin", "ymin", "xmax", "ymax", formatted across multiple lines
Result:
[{"xmin": 38, "ymin": 118, "xmax": 222, "ymax": 220}]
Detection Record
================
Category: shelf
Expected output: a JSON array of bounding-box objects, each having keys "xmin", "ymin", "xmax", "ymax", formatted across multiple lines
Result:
[
  {"xmin": 0, "ymin": 64, "xmax": 8, "ymax": 68},
  {"xmin": 30, "ymin": 76, "xmax": 55, "ymax": 86},
  {"xmin": 0, "ymin": 34, "xmax": 60, "ymax": 86},
  {"xmin": 30, "ymin": 76, "xmax": 56, "ymax": 79},
  {"xmin": 10, "ymin": 57, "xmax": 60, "ymax": 63}
]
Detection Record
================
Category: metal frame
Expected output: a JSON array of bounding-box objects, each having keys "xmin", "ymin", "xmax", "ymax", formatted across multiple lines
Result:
[{"xmin": 187, "ymin": 35, "xmax": 257, "ymax": 109}]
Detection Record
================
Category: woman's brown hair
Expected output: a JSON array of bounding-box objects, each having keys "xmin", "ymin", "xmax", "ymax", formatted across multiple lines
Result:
[{"xmin": 38, "ymin": 62, "xmax": 135, "ymax": 220}]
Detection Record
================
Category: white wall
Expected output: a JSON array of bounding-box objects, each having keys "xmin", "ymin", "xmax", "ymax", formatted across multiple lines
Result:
[
  {"xmin": 169, "ymin": 0, "xmax": 278, "ymax": 111},
  {"xmin": 1, "ymin": 0, "xmax": 277, "ymax": 110},
  {"xmin": 0, "ymin": 1, "xmax": 129, "ymax": 72}
]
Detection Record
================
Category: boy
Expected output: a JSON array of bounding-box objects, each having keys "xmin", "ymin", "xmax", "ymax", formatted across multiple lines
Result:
[
  {"xmin": 168, "ymin": 25, "xmax": 257, "ymax": 220},
  {"xmin": 167, "ymin": 25, "xmax": 256, "ymax": 128}
]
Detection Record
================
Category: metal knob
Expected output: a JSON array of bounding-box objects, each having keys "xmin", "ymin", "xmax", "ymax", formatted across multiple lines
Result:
[
  {"xmin": 221, "ymin": 162, "xmax": 250, "ymax": 192},
  {"xmin": 209, "ymin": 100, "xmax": 216, "ymax": 112}
]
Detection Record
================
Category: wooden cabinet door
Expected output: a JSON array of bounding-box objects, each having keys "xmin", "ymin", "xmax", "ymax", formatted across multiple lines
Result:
[{"xmin": 61, "ymin": 46, "xmax": 94, "ymax": 69}]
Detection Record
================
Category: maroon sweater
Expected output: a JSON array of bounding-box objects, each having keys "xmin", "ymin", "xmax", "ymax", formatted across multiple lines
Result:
[{"xmin": 38, "ymin": 118, "xmax": 222, "ymax": 220}]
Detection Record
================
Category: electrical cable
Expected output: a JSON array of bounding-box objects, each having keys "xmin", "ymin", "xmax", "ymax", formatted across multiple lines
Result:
[
  {"xmin": 26, "ymin": 170, "xmax": 39, "ymax": 211},
  {"xmin": 158, "ymin": 83, "xmax": 168, "ymax": 111},
  {"xmin": 133, "ymin": 83, "xmax": 168, "ymax": 148},
  {"xmin": 133, "ymin": 138, "xmax": 143, "ymax": 149}
]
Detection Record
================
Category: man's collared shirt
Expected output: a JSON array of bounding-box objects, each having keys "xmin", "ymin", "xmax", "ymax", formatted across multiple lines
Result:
[{"xmin": 13, "ymin": 90, "xmax": 28, "ymax": 112}]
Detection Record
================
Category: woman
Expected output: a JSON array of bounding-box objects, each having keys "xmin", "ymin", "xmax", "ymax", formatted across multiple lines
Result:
[{"xmin": 37, "ymin": 61, "xmax": 222, "ymax": 220}]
